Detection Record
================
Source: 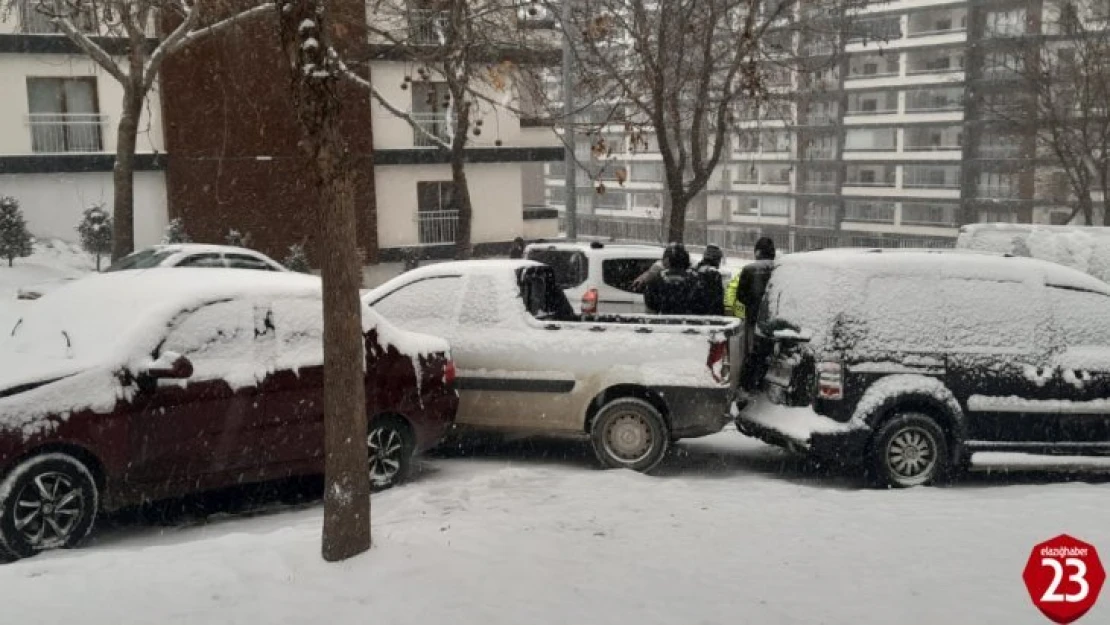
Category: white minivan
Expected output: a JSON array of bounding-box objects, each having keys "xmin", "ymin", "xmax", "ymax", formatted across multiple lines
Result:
[{"xmin": 524, "ymin": 241, "xmax": 663, "ymax": 314}]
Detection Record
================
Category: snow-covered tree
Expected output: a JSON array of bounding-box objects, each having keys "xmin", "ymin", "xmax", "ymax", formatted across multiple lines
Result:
[
  {"xmin": 0, "ymin": 196, "xmax": 33, "ymax": 267},
  {"xmin": 76, "ymin": 206, "xmax": 113, "ymax": 270},
  {"xmin": 10, "ymin": 0, "xmax": 275, "ymax": 261},
  {"xmin": 161, "ymin": 218, "xmax": 191, "ymax": 244},
  {"xmin": 283, "ymin": 243, "xmax": 312, "ymax": 273}
]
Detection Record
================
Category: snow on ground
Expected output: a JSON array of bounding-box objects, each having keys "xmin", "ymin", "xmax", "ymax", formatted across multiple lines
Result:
[
  {"xmin": 3, "ymin": 430, "xmax": 1109, "ymax": 625},
  {"xmin": 0, "ymin": 239, "xmax": 93, "ymax": 333}
]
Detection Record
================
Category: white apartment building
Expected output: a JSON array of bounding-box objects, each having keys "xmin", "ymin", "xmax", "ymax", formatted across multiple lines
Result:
[
  {"xmin": 545, "ymin": 0, "xmax": 1102, "ymax": 251},
  {"xmin": 0, "ymin": 0, "xmax": 167, "ymax": 247}
]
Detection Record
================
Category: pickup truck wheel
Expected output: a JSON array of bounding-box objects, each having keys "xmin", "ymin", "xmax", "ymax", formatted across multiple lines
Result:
[
  {"xmin": 868, "ymin": 413, "xmax": 948, "ymax": 488},
  {"xmin": 590, "ymin": 398, "xmax": 669, "ymax": 472},
  {"xmin": 0, "ymin": 453, "xmax": 99, "ymax": 560}
]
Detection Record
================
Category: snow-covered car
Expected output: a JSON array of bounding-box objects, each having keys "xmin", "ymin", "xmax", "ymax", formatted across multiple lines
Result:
[
  {"xmin": 956, "ymin": 222, "xmax": 1110, "ymax": 284},
  {"xmin": 0, "ymin": 269, "xmax": 457, "ymax": 560},
  {"xmin": 733, "ymin": 249, "xmax": 1110, "ymax": 487},
  {"xmin": 363, "ymin": 260, "xmax": 741, "ymax": 472},
  {"xmin": 14, "ymin": 244, "xmax": 288, "ymax": 301},
  {"xmin": 106, "ymin": 243, "xmax": 288, "ymax": 273}
]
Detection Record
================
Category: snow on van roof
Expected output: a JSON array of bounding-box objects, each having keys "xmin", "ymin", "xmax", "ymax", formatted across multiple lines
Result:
[
  {"xmin": 5, "ymin": 269, "xmax": 322, "ymax": 367},
  {"xmin": 956, "ymin": 223, "xmax": 1110, "ymax": 285},
  {"xmin": 780, "ymin": 249, "xmax": 1110, "ymax": 294}
]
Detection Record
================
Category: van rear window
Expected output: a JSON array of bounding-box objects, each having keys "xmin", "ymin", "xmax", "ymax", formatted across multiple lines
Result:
[
  {"xmin": 602, "ymin": 258, "xmax": 657, "ymax": 293},
  {"xmin": 525, "ymin": 250, "xmax": 588, "ymax": 289}
]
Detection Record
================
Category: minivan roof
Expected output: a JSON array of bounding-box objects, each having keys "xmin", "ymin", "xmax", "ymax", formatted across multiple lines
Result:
[
  {"xmin": 781, "ymin": 249, "xmax": 1110, "ymax": 295},
  {"xmin": 524, "ymin": 241, "xmax": 664, "ymax": 258}
]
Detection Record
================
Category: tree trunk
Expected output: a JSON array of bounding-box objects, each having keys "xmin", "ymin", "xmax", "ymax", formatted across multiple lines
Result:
[
  {"xmin": 666, "ymin": 188, "xmax": 687, "ymax": 244},
  {"xmin": 278, "ymin": 0, "xmax": 371, "ymax": 562},
  {"xmin": 450, "ymin": 149, "xmax": 473, "ymax": 260},
  {"xmin": 111, "ymin": 86, "xmax": 142, "ymax": 262}
]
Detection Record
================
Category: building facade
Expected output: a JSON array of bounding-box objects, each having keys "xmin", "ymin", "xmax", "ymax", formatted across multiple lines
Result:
[
  {"xmin": 547, "ymin": 0, "xmax": 1101, "ymax": 252},
  {"xmin": 0, "ymin": 1, "xmax": 167, "ymax": 247},
  {"xmin": 1, "ymin": 2, "xmax": 561, "ymax": 262}
]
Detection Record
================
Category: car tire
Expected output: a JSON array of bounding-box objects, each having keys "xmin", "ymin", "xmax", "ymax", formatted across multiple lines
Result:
[
  {"xmin": 590, "ymin": 398, "xmax": 670, "ymax": 473},
  {"xmin": 368, "ymin": 416, "xmax": 415, "ymax": 490},
  {"xmin": 0, "ymin": 453, "xmax": 99, "ymax": 560},
  {"xmin": 868, "ymin": 413, "xmax": 949, "ymax": 488}
]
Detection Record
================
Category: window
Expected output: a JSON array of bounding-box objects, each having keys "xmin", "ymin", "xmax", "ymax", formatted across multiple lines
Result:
[
  {"xmin": 226, "ymin": 254, "xmax": 277, "ymax": 271},
  {"xmin": 160, "ymin": 301, "xmax": 257, "ymax": 380},
  {"xmin": 1051, "ymin": 288, "xmax": 1110, "ymax": 346},
  {"xmin": 943, "ymin": 279, "xmax": 1034, "ymax": 352},
  {"xmin": 857, "ymin": 276, "xmax": 945, "ymax": 353},
  {"xmin": 848, "ymin": 91, "xmax": 898, "ymax": 115},
  {"xmin": 176, "ymin": 253, "xmax": 225, "ymax": 268},
  {"xmin": 603, "ymin": 258, "xmax": 657, "ymax": 293},
  {"xmin": 905, "ymin": 125, "xmax": 962, "ymax": 150},
  {"xmin": 801, "ymin": 202, "xmax": 836, "ymax": 228},
  {"xmin": 844, "ymin": 200, "xmax": 895, "ymax": 223},
  {"xmin": 985, "ymin": 9, "xmax": 1026, "ymax": 37},
  {"xmin": 271, "ymin": 298, "xmax": 324, "ymax": 366},
  {"xmin": 845, "ymin": 128, "xmax": 897, "ymax": 151},
  {"xmin": 370, "ymin": 276, "xmax": 463, "ymax": 333},
  {"xmin": 524, "ymin": 249, "xmax": 588, "ymax": 289},
  {"xmin": 904, "ymin": 165, "xmax": 960, "ymax": 189},
  {"xmin": 905, "ymin": 87, "xmax": 963, "ymax": 112},
  {"xmin": 411, "ymin": 82, "xmax": 451, "ymax": 146},
  {"xmin": 901, "ymin": 202, "xmax": 958, "ymax": 226},
  {"xmin": 846, "ymin": 164, "xmax": 896, "ymax": 187},
  {"xmin": 26, "ymin": 77, "xmax": 102, "ymax": 153},
  {"xmin": 105, "ymin": 249, "xmax": 174, "ymax": 272}
]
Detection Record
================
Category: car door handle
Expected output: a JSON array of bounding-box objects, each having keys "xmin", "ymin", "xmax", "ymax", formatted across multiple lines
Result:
[
  {"xmin": 544, "ymin": 323, "xmax": 560, "ymax": 330},
  {"xmin": 635, "ymin": 327, "xmax": 652, "ymax": 334}
]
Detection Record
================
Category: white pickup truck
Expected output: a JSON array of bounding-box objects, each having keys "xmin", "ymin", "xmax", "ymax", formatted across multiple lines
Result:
[{"xmin": 363, "ymin": 260, "xmax": 741, "ymax": 472}]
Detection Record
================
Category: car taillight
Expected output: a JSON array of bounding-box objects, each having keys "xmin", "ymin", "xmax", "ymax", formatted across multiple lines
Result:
[
  {"xmin": 444, "ymin": 360, "xmax": 457, "ymax": 387},
  {"xmin": 707, "ymin": 340, "xmax": 729, "ymax": 384},
  {"xmin": 817, "ymin": 361, "xmax": 843, "ymax": 400},
  {"xmin": 581, "ymin": 287, "xmax": 599, "ymax": 314}
]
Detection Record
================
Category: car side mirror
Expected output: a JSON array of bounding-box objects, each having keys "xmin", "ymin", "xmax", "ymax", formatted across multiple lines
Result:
[{"xmin": 142, "ymin": 353, "xmax": 194, "ymax": 380}]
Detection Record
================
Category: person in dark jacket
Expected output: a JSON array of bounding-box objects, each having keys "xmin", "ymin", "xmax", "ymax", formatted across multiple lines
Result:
[
  {"xmin": 735, "ymin": 237, "xmax": 777, "ymax": 391},
  {"xmin": 693, "ymin": 245, "xmax": 725, "ymax": 316},
  {"xmin": 509, "ymin": 237, "xmax": 526, "ymax": 259},
  {"xmin": 644, "ymin": 243, "xmax": 705, "ymax": 315}
]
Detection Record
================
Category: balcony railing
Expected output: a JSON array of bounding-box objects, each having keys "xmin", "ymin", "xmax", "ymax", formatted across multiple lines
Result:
[
  {"xmin": 977, "ymin": 184, "xmax": 1022, "ymax": 199},
  {"xmin": 411, "ymin": 112, "xmax": 452, "ymax": 147},
  {"xmin": 905, "ymin": 101, "xmax": 963, "ymax": 113},
  {"xmin": 418, "ymin": 209, "xmax": 459, "ymax": 244},
  {"xmin": 20, "ymin": 2, "xmax": 96, "ymax": 34},
  {"xmin": 904, "ymin": 143, "xmax": 962, "ymax": 151},
  {"xmin": 408, "ymin": 9, "xmax": 450, "ymax": 45},
  {"xmin": 845, "ymin": 178, "xmax": 897, "ymax": 187},
  {"xmin": 27, "ymin": 113, "xmax": 105, "ymax": 153},
  {"xmin": 906, "ymin": 64, "xmax": 964, "ymax": 75},
  {"xmin": 904, "ymin": 179, "xmax": 961, "ymax": 190},
  {"xmin": 801, "ymin": 180, "xmax": 838, "ymax": 194}
]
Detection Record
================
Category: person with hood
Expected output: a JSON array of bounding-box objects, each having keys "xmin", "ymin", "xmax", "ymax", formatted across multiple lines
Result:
[
  {"xmin": 644, "ymin": 243, "xmax": 705, "ymax": 315},
  {"xmin": 509, "ymin": 237, "xmax": 526, "ymax": 259},
  {"xmin": 693, "ymin": 244, "xmax": 725, "ymax": 316}
]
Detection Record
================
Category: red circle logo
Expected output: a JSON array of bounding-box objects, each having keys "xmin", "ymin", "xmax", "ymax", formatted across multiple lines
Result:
[{"xmin": 1023, "ymin": 534, "xmax": 1105, "ymax": 624}]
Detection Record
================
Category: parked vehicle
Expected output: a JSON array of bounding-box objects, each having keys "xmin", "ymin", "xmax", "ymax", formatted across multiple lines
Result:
[
  {"xmin": 363, "ymin": 260, "xmax": 741, "ymax": 472},
  {"xmin": 524, "ymin": 241, "xmax": 663, "ymax": 314},
  {"xmin": 0, "ymin": 269, "xmax": 457, "ymax": 559},
  {"xmin": 956, "ymin": 223, "xmax": 1110, "ymax": 285},
  {"xmin": 733, "ymin": 249, "xmax": 1110, "ymax": 488},
  {"xmin": 16, "ymin": 244, "xmax": 289, "ymax": 301}
]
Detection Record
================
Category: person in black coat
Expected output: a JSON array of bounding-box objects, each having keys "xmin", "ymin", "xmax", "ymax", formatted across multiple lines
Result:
[
  {"xmin": 644, "ymin": 243, "xmax": 705, "ymax": 315},
  {"xmin": 509, "ymin": 237, "xmax": 526, "ymax": 259},
  {"xmin": 693, "ymin": 244, "xmax": 725, "ymax": 316}
]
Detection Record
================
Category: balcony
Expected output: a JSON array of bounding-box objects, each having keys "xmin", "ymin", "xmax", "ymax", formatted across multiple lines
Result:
[
  {"xmin": 408, "ymin": 9, "xmax": 450, "ymax": 45},
  {"xmin": 845, "ymin": 165, "xmax": 897, "ymax": 187},
  {"xmin": 978, "ymin": 184, "xmax": 1022, "ymax": 199},
  {"xmin": 907, "ymin": 9, "xmax": 968, "ymax": 38},
  {"xmin": 800, "ymin": 180, "xmax": 838, "ymax": 194},
  {"xmin": 411, "ymin": 112, "xmax": 453, "ymax": 147},
  {"xmin": 904, "ymin": 88, "xmax": 964, "ymax": 113},
  {"xmin": 27, "ymin": 113, "xmax": 105, "ymax": 153},
  {"xmin": 847, "ymin": 54, "xmax": 900, "ymax": 80},
  {"xmin": 418, "ymin": 209, "xmax": 459, "ymax": 244},
  {"xmin": 19, "ymin": 1, "xmax": 96, "ymax": 34},
  {"xmin": 904, "ymin": 167, "xmax": 961, "ymax": 190},
  {"xmin": 906, "ymin": 51, "xmax": 965, "ymax": 76}
]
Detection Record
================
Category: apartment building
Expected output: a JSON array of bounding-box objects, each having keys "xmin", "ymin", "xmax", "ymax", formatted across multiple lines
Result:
[
  {"xmin": 0, "ymin": 0, "xmax": 167, "ymax": 246},
  {"xmin": 547, "ymin": 0, "xmax": 1099, "ymax": 251},
  {"xmin": 1, "ymin": 2, "xmax": 560, "ymax": 261}
]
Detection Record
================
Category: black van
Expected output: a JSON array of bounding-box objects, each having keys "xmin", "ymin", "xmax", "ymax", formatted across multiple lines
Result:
[{"xmin": 734, "ymin": 249, "xmax": 1110, "ymax": 487}]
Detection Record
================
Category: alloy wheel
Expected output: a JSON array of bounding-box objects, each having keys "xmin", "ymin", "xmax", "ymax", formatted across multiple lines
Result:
[
  {"xmin": 12, "ymin": 472, "xmax": 85, "ymax": 550},
  {"xmin": 368, "ymin": 426, "xmax": 405, "ymax": 487},
  {"xmin": 885, "ymin": 426, "xmax": 938, "ymax": 485}
]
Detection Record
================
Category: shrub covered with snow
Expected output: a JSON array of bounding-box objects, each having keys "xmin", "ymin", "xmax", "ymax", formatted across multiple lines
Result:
[
  {"xmin": 0, "ymin": 196, "xmax": 33, "ymax": 267},
  {"xmin": 283, "ymin": 243, "xmax": 312, "ymax": 273},
  {"xmin": 76, "ymin": 206, "xmax": 113, "ymax": 271},
  {"xmin": 161, "ymin": 218, "xmax": 191, "ymax": 244},
  {"xmin": 225, "ymin": 229, "xmax": 252, "ymax": 248}
]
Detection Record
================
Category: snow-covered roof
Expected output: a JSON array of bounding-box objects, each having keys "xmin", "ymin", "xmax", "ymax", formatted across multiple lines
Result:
[
  {"xmin": 4, "ymin": 269, "xmax": 322, "ymax": 372},
  {"xmin": 956, "ymin": 223, "xmax": 1110, "ymax": 285},
  {"xmin": 780, "ymin": 249, "xmax": 1110, "ymax": 294},
  {"xmin": 150, "ymin": 243, "xmax": 276, "ymax": 256},
  {"xmin": 525, "ymin": 241, "xmax": 665, "ymax": 258}
]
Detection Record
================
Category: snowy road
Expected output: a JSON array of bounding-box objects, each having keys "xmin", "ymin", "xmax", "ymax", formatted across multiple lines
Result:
[{"xmin": 2, "ymin": 430, "xmax": 1109, "ymax": 625}]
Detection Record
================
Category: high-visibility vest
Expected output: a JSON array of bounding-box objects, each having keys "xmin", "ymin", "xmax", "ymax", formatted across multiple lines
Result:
[{"xmin": 724, "ymin": 272, "xmax": 745, "ymax": 319}]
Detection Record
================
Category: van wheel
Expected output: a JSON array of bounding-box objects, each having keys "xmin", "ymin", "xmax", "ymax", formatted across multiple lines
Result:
[
  {"xmin": 868, "ymin": 413, "xmax": 948, "ymax": 488},
  {"xmin": 0, "ymin": 453, "xmax": 99, "ymax": 560},
  {"xmin": 368, "ymin": 417, "xmax": 414, "ymax": 490},
  {"xmin": 590, "ymin": 398, "xmax": 669, "ymax": 472}
]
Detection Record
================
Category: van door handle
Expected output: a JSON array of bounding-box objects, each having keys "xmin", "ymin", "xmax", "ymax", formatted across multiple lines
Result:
[{"xmin": 544, "ymin": 324, "xmax": 560, "ymax": 330}]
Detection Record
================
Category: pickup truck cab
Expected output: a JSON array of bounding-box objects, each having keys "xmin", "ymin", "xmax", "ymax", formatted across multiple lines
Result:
[
  {"xmin": 524, "ymin": 241, "xmax": 663, "ymax": 314},
  {"xmin": 363, "ymin": 260, "xmax": 740, "ymax": 472}
]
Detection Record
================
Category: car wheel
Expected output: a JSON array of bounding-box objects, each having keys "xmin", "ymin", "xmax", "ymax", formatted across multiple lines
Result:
[
  {"xmin": 590, "ymin": 398, "xmax": 670, "ymax": 472},
  {"xmin": 368, "ymin": 417, "xmax": 414, "ymax": 490},
  {"xmin": 869, "ymin": 413, "xmax": 948, "ymax": 488},
  {"xmin": 0, "ymin": 453, "xmax": 99, "ymax": 560}
]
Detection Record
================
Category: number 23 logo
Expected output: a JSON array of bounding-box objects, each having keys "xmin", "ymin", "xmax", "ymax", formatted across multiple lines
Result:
[{"xmin": 1042, "ymin": 558, "xmax": 1091, "ymax": 604}]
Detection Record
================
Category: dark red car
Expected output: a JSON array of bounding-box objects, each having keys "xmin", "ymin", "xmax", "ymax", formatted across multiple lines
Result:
[{"xmin": 0, "ymin": 269, "xmax": 457, "ymax": 560}]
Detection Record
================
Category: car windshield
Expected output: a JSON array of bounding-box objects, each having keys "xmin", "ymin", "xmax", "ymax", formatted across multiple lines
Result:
[{"xmin": 104, "ymin": 249, "xmax": 175, "ymax": 272}]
